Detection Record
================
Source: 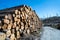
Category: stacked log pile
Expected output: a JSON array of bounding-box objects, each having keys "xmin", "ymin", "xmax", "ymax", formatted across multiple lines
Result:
[{"xmin": 0, "ymin": 5, "xmax": 42, "ymax": 40}]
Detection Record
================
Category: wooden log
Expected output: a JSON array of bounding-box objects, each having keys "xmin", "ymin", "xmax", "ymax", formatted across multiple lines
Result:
[
  {"xmin": 0, "ymin": 20, "xmax": 2, "ymax": 29},
  {"xmin": 20, "ymin": 8, "xmax": 23, "ymax": 11},
  {"xmin": 18, "ymin": 11, "xmax": 21, "ymax": 15},
  {"xmin": 5, "ymin": 15, "xmax": 8, "ymax": 19},
  {"xmin": 16, "ymin": 31, "xmax": 20, "ymax": 39},
  {"xmin": 22, "ymin": 16, "xmax": 26, "ymax": 20},
  {"xmin": 28, "ymin": 11, "xmax": 33, "ymax": 16},
  {"xmin": 25, "ymin": 5, "xmax": 32, "ymax": 11},
  {"xmin": 0, "ymin": 26, "xmax": 1, "ymax": 29},
  {"xmin": 27, "ymin": 29, "xmax": 30, "ymax": 35},
  {"xmin": 19, "ymin": 29, "xmax": 23, "ymax": 33},
  {"xmin": 3, "ymin": 19, "xmax": 10, "ymax": 24},
  {"xmin": 0, "ymin": 20, "xmax": 1, "ymax": 23},
  {"xmin": 7, "ymin": 24, "xmax": 12, "ymax": 30},
  {"xmin": 32, "ymin": 24, "xmax": 36, "ymax": 31},
  {"xmin": 10, "ymin": 33, "xmax": 15, "ymax": 40},
  {"xmin": 22, "ymin": 12, "xmax": 25, "ymax": 16},
  {"xmin": 16, "ymin": 15, "xmax": 20, "ymax": 19},
  {"xmin": 17, "ymin": 19, "xmax": 20, "ymax": 22},
  {"xmin": 8, "ymin": 14, "xmax": 12, "ymax": 20},
  {"xmin": 11, "ymin": 29, "xmax": 15, "ymax": 34},
  {"xmin": 25, "ymin": 23, "xmax": 28, "ymax": 30},
  {"xmin": 24, "ymin": 7, "xmax": 29, "ymax": 13},
  {"xmin": 21, "ymin": 22, "xmax": 24, "ymax": 26},
  {"xmin": 28, "ymin": 20, "xmax": 30, "ymax": 25},
  {"xmin": 2, "ymin": 24, "xmax": 7, "ymax": 30},
  {"xmin": 21, "ymin": 26, "xmax": 24, "ymax": 30},
  {"xmin": 16, "ymin": 21, "xmax": 20, "ymax": 25},
  {"xmin": 6, "ymin": 29, "xmax": 11, "ymax": 38},
  {"xmin": 0, "ymin": 33, "xmax": 6, "ymax": 40},
  {"xmin": 25, "ymin": 14, "xmax": 29, "ymax": 19},
  {"xmin": 13, "ymin": 22, "xmax": 16, "ymax": 28},
  {"xmin": 13, "ymin": 14, "xmax": 15, "ymax": 17},
  {"xmin": 16, "ymin": 26, "xmax": 19, "ymax": 31},
  {"xmin": 14, "ymin": 17, "xmax": 17, "ymax": 22},
  {"xmin": 15, "ymin": 10, "xmax": 18, "ymax": 15}
]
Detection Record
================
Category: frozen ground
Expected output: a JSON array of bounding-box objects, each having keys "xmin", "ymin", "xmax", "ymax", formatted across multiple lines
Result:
[{"xmin": 40, "ymin": 26, "xmax": 60, "ymax": 40}]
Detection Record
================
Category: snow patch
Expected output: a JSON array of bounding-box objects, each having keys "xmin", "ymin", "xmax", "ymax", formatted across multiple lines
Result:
[{"xmin": 40, "ymin": 27, "xmax": 60, "ymax": 40}]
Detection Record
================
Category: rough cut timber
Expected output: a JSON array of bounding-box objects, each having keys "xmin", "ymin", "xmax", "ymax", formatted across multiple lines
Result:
[{"xmin": 0, "ymin": 5, "xmax": 42, "ymax": 40}]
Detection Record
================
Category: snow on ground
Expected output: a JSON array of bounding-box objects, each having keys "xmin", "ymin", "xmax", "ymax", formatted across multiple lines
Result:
[{"xmin": 40, "ymin": 26, "xmax": 60, "ymax": 40}]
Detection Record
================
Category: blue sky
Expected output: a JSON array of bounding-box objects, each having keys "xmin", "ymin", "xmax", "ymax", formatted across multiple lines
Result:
[{"xmin": 0, "ymin": 0, "xmax": 60, "ymax": 18}]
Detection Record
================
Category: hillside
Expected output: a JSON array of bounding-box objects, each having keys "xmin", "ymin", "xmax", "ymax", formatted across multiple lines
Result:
[{"xmin": 42, "ymin": 16, "xmax": 60, "ymax": 29}]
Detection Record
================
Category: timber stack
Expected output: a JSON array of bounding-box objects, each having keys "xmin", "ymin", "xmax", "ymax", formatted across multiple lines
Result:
[{"xmin": 0, "ymin": 5, "xmax": 42, "ymax": 40}]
